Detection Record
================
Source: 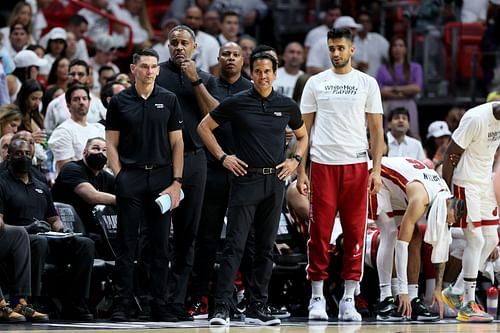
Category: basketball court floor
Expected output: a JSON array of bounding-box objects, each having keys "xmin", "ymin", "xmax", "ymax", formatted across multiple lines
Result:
[{"xmin": 2, "ymin": 318, "xmax": 499, "ymax": 333}]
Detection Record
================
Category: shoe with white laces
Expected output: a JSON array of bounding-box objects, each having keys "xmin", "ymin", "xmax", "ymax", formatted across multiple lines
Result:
[
  {"xmin": 308, "ymin": 296, "xmax": 328, "ymax": 321},
  {"xmin": 339, "ymin": 297, "xmax": 362, "ymax": 322}
]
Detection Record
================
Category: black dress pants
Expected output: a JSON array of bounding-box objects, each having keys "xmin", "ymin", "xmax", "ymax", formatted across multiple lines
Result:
[
  {"xmin": 0, "ymin": 226, "xmax": 31, "ymax": 297},
  {"xmin": 215, "ymin": 173, "xmax": 284, "ymax": 305},
  {"xmin": 168, "ymin": 150, "xmax": 207, "ymax": 305},
  {"xmin": 114, "ymin": 166, "xmax": 172, "ymax": 302}
]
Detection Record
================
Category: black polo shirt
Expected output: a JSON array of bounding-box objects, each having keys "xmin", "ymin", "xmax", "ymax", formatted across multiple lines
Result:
[
  {"xmin": 210, "ymin": 87, "xmax": 304, "ymax": 167},
  {"xmin": 51, "ymin": 160, "xmax": 115, "ymax": 233},
  {"xmin": 208, "ymin": 76, "xmax": 253, "ymax": 166},
  {"xmin": 156, "ymin": 60, "xmax": 219, "ymax": 152},
  {"xmin": 106, "ymin": 84, "xmax": 183, "ymax": 166},
  {"xmin": 0, "ymin": 169, "xmax": 58, "ymax": 226}
]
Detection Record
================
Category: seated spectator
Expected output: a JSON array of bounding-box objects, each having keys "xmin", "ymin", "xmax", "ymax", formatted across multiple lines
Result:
[
  {"xmin": 353, "ymin": 12, "xmax": 389, "ymax": 77},
  {"xmin": 40, "ymin": 27, "xmax": 67, "ymax": 76},
  {"xmin": 44, "ymin": 59, "xmax": 106, "ymax": 134},
  {"xmin": 216, "ymin": 11, "xmax": 240, "ymax": 46},
  {"xmin": 52, "ymin": 137, "xmax": 115, "ymax": 234},
  {"xmin": 100, "ymin": 80, "xmax": 126, "ymax": 110},
  {"xmin": 0, "ymin": 137, "xmax": 95, "ymax": 320},
  {"xmin": 0, "ymin": 104, "xmax": 22, "ymax": 136},
  {"xmin": 0, "ymin": 133, "xmax": 13, "ymax": 161},
  {"xmin": 386, "ymin": 107, "xmax": 426, "ymax": 160},
  {"xmin": 1, "ymin": 23, "xmax": 30, "ymax": 60},
  {"xmin": 238, "ymin": 34, "xmax": 256, "ymax": 80},
  {"xmin": 65, "ymin": 15, "xmax": 90, "ymax": 62},
  {"xmin": 273, "ymin": 41, "xmax": 304, "ymax": 98},
  {"xmin": 377, "ymin": 35, "xmax": 423, "ymax": 139},
  {"xmin": 8, "ymin": 48, "xmax": 46, "ymax": 103},
  {"xmin": 0, "ymin": 2, "xmax": 34, "ymax": 54},
  {"xmin": 88, "ymin": 34, "xmax": 119, "ymax": 95},
  {"xmin": 425, "ymin": 120, "xmax": 452, "ymax": 165},
  {"xmin": 46, "ymin": 56, "xmax": 70, "ymax": 91},
  {"xmin": 0, "ymin": 224, "xmax": 48, "ymax": 323},
  {"xmin": 48, "ymin": 85, "xmax": 105, "ymax": 172}
]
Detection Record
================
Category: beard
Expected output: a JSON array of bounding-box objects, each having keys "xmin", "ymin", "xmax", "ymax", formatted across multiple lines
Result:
[{"xmin": 332, "ymin": 58, "xmax": 350, "ymax": 68}]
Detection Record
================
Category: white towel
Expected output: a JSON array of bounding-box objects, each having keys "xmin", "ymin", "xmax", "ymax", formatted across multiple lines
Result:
[{"xmin": 424, "ymin": 191, "xmax": 453, "ymax": 263}]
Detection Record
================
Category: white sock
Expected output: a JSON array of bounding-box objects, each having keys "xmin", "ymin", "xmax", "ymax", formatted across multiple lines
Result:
[
  {"xmin": 343, "ymin": 280, "xmax": 357, "ymax": 300},
  {"xmin": 453, "ymin": 271, "xmax": 465, "ymax": 295},
  {"xmin": 463, "ymin": 280, "xmax": 476, "ymax": 303},
  {"xmin": 408, "ymin": 284, "xmax": 419, "ymax": 300},
  {"xmin": 311, "ymin": 280, "xmax": 324, "ymax": 298},
  {"xmin": 380, "ymin": 283, "xmax": 392, "ymax": 300},
  {"xmin": 391, "ymin": 278, "xmax": 399, "ymax": 297}
]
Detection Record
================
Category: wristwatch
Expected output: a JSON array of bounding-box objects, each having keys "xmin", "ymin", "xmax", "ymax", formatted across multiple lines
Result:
[
  {"xmin": 191, "ymin": 78, "xmax": 203, "ymax": 86},
  {"xmin": 293, "ymin": 154, "xmax": 302, "ymax": 163},
  {"xmin": 173, "ymin": 177, "xmax": 183, "ymax": 184}
]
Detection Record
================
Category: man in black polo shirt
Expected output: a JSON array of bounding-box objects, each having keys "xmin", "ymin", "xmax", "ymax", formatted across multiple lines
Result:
[
  {"xmin": 51, "ymin": 137, "xmax": 115, "ymax": 235},
  {"xmin": 106, "ymin": 48, "xmax": 184, "ymax": 322},
  {"xmin": 189, "ymin": 42, "xmax": 252, "ymax": 316},
  {"xmin": 0, "ymin": 138, "xmax": 95, "ymax": 320},
  {"xmin": 198, "ymin": 51, "xmax": 308, "ymax": 326},
  {"xmin": 155, "ymin": 24, "xmax": 219, "ymax": 320}
]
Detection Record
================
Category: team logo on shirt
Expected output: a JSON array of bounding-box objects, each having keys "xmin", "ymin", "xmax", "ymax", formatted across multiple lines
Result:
[
  {"xmin": 325, "ymin": 84, "xmax": 358, "ymax": 95},
  {"xmin": 155, "ymin": 103, "xmax": 164, "ymax": 109},
  {"xmin": 34, "ymin": 188, "xmax": 44, "ymax": 194},
  {"xmin": 274, "ymin": 112, "xmax": 282, "ymax": 117}
]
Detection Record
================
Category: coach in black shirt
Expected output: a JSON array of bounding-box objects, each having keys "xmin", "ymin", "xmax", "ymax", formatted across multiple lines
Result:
[
  {"xmin": 156, "ymin": 25, "xmax": 219, "ymax": 319},
  {"xmin": 106, "ymin": 48, "xmax": 184, "ymax": 322},
  {"xmin": 198, "ymin": 51, "xmax": 308, "ymax": 325},
  {"xmin": 190, "ymin": 42, "xmax": 252, "ymax": 310}
]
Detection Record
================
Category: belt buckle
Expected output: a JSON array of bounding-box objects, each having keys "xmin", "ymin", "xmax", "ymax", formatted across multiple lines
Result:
[
  {"xmin": 144, "ymin": 165, "xmax": 154, "ymax": 170},
  {"xmin": 262, "ymin": 168, "xmax": 273, "ymax": 175}
]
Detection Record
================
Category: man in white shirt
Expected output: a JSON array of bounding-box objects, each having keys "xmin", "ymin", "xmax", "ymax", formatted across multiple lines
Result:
[
  {"xmin": 441, "ymin": 102, "xmax": 500, "ymax": 322},
  {"xmin": 386, "ymin": 107, "xmax": 426, "ymax": 160},
  {"xmin": 216, "ymin": 11, "xmax": 239, "ymax": 46},
  {"xmin": 353, "ymin": 12, "xmax": 389, "ymax": 77},
  {"xmin": 44, "ymin": 59, "xmax": 106, "ymax": 134},
  {"xmin": 304, "ymin": 5, "xmax": 341, "ymax": 56},
  {"xmin": 48, "ymin": 84, "xmax": 105, "ymax": 172},
  {"xmin": 273, "ymin": 42, "xmax": 304, "ymax": 98},
  {"xmin": 65, "ymin": 15, "xmax": 90, "ymax": 62}
]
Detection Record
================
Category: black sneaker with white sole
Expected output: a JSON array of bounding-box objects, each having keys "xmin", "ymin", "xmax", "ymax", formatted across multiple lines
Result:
[
  {"xmin": 376, "ymin": 296, "xmax": 404, "ymax": 321},
  {"xmin": 411, "ymin": 297, "xmax": 440, "ymax": 322},
  {"xmin": 209, "ymin": 303, "xmax": 230, "ymax": 326},
  {"xmin": 268, "ymin": 305, "xmax": 290, "ymax": 319},
  {"xmin": 245, "ymin": 302, "xmax": 281, "ymax": 326}
]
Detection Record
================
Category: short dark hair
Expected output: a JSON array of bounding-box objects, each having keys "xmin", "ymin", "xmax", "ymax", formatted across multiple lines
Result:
[
  {"xmin": 221, "ymin": 10, "xmax": 239, "ymax": 23},
  {"xmin": 85, "ymin": 137, "xmax": 105, "ymax": 149},
  {"xmin": 168, "ymin": 25, "xmax": 196, "ymax": 42},
  {"xmin": 98, "ymin": 65, "xmax": 115, "ymax": 77},
  {"xmin": 132, "ymin": 48, "xmax": 159, "ymax": 64},
  {"xmin": 249, "ymin": 51, "xmax": 277, "ymax": 72},
  {"xmin": 10, "ymin": 23, "xmax": 28, "ymax": 35},
  {"xmin": 68, "ymin": 14, "xmax": 88, "ymax": 27},
  {"xmin": 327, "ymin": 28, "xmax": 353, "ymax": 42},
  {"xmin": 65, "ymin": 84, "xmax": 90, "ymax": 104},
  {"xmin": 388, "ymin": 107, "xmax": 410, "ymax": 122},
  {"xmin": 69, "ymin": 59, "xmax": 90, "ymax": 75}
]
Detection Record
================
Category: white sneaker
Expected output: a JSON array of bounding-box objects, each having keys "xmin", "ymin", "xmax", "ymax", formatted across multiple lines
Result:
[
  {"xmin": 308, "ymin": 296, "xmax": 328, "ymax": 320},
  {"xmin": 339, "ymin": 297, "xmax": 362, "ymax": 321}
]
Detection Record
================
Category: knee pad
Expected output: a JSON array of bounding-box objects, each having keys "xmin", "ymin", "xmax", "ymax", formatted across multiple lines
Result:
[{"xmin": 482, "ymin": 225, "xmax": 499, "ymax": 255}]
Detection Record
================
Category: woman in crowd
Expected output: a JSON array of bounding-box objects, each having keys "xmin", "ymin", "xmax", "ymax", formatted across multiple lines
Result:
[
  {"xmin": 0, "ymin": 104, "xmax": 22, "ymax": 136},
  {"xmin": 377, "ymin": 35, "xmax": 423, "ymax": 138},
  {"xmin": 47, "ymin": 56, "xmax": 70, "ymax": 91}
]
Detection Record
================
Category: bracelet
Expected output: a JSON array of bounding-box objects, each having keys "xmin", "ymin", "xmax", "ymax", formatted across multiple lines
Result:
[
  {"xmin": 191, "ymin": 78, "xmax": 203, "ymax": 86},
  {"xmin": 220, "ymin": 154, "xmax": 228, "ymax": 163}
]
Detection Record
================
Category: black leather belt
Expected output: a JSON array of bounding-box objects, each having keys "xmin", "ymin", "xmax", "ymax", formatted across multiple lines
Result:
[
  {"xmin": 126, "ymin": 164, "xmax": 166, "ymax": 170},
  {"xmin": 184, "ymin": 148, "xmax": 203, "ymax": 156},
  {"xmin": 246, "ymin": 167, "xmax": 276, "ymax": 175}
]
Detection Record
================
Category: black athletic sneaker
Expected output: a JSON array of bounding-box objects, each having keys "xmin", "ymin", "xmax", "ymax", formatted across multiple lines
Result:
[
  {"xmin": 245, "ymin": 302, "xmax": 281, "ymax": 326},
  {"xmin": 110, "ymin": 298, "xmax": 130, "ymax": 322},
  {"xmin": 268, "ymin": 305, "xmax": 290, "ymax": 319},
  {"xmin": 376, "ymin": 296, "xmax": 404, "ymax": 321},
  {"xmin": 411, "ymin": 297, "xmax": 440, "ymax": 322},
  {"xmin": 150, "ymin": 299, "xmax": 177, "ymax": 322},
  {"xmin": 209, "ymin": 303, "xmax": 230, "ymax": 326},
  {"xmin": 168, "ymin": 303, "xmax": 193, "ymax": 321}
]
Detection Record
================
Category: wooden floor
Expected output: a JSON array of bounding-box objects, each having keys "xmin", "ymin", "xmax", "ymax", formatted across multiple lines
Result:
[{"xmin": 2, "ymin": 319, "xmax": 500, "ymax": 333}]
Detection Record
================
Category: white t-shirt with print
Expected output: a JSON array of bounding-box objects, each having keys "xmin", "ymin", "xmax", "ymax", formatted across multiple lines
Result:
[{"xmin": 301, "ymin": 68, "xmax": 383, "ymax": 165}]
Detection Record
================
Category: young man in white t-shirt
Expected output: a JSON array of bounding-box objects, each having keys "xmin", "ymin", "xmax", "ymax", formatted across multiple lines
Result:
[
  {"xmin": 297, "ymin": 27, "xmax": 385, "ymax": 321},
  {"xmin": 441, "ymin": 102, "xmax": 500, "ymax": 322},
  {"xmin": 272, "ymin": 42, "xmax": 304, "ymax": 98}
]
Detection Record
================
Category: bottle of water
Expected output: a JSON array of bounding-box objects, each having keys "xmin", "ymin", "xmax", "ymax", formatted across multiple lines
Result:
[{"xmin": 487, "ymin": 286, "xmax": 498, "ymax": 318}]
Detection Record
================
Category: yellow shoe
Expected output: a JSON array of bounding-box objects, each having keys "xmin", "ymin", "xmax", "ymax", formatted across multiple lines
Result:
[
  {"xmin": 0, "ymin": 299, "xmax": 26, "ymax": 323},
  {"xmin": 13, "ymin": 299, "xmax": 49, "ymax": 322},
  {"xmin": 457, "ymin": 301, "xmax": 493, "ymax": 322}
]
